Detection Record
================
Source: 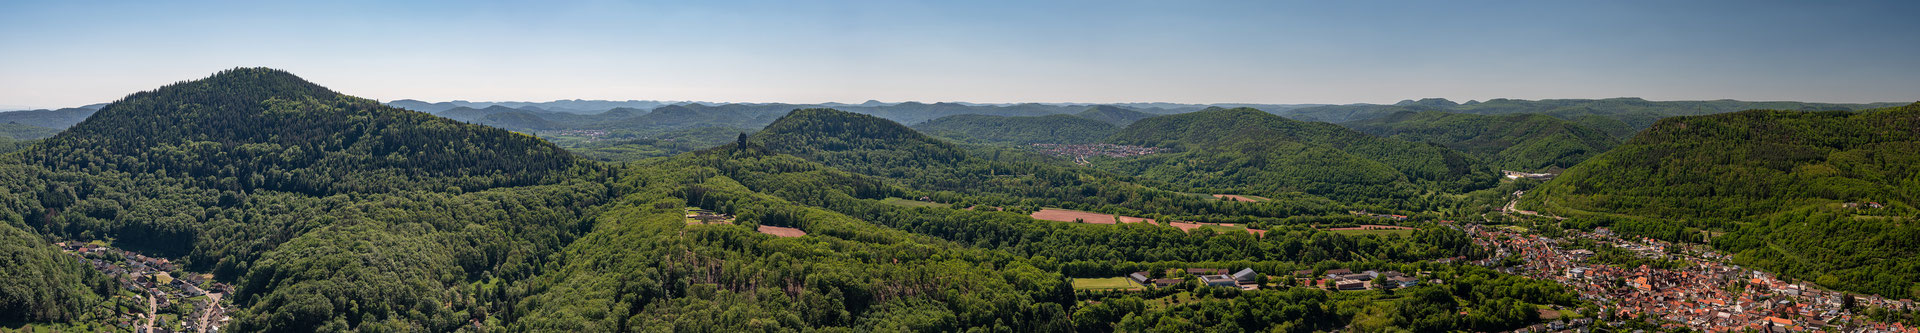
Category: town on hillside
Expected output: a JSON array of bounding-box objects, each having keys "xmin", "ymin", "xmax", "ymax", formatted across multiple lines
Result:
[
  {"xmin": 56, "ymin": 241, "xmax": 233, "ymax": 333},
  {"xmin": 1464, "ymin": 223, "xmax": 1917, "ymax": 332},
  {"xmin": 1029, "ymin": 143, "xmax": 1166, "ymax": 164}
]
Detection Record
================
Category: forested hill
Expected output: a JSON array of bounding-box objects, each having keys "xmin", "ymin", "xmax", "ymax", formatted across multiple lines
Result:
[
  {"xmin": 0, "ymin": 68, "xmax": 614, "ymax": 330},
  {"xmin": 1098, "ymin": 107, "xmax": 1495, "ymax": 206},
  {"xmin": 754, "ymin": 108, "xmax": 973, "ymax": 173},
  {"xmin": 19, "ymin": 67, "xmax": 578, "ymax": 194},
  {"xmin": 1075, "ymin": 105, "xmax": 1158, "ymax": 126},
  {"xmin": 912, "ymin": 114, "xmax": 1117, "ymax": 144},
  {"xmin": 1342, "ymin": 111, "xmax": 1620, "ymax": 171},
  {"xmin": 1523, "ymin": 103, "xmax": 1920, "ymax": 299}
]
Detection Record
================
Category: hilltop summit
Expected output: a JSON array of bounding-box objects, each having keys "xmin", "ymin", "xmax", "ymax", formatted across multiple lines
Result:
[{"xmin": 27, "ymin": 67, "xmax": 577, "ymax": 194}]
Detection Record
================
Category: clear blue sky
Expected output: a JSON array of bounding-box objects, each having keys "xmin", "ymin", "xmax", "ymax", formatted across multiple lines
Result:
[{"xmin": 2, "ymin": 0, "xmax": 1915, "ymax": 109}]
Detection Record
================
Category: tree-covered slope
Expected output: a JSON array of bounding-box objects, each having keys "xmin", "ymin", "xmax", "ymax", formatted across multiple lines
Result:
[
  {"xmin": 0, "ymin": 105, "xmax": 102, "ymax": 129},
  {"xmin": 754, "ymin": 108, "xmax": 973, "ymax": 174},
  {"xmin": 0, "ymin": 122, "xmax": 61, "ymax": 140},
  {"xmin": 0, "ymin": 68, "xmax": 614, "ymax": 331},
  {"xmin": 1342, "ymin": 111, "xmax": 1619, "ymax": 170},
  {"xmin": 752, "ymin": 108, "xmax": 1348, "ymax": 220},
  {"xmin": 1101, "ymin": 108, "xmax": 1495, "ymax": 205},
  {"xmin": 0, "ymin": 222, "xmax": 111, "ymax": 324},
  {"xmin": 912, "ymin": 114, "xmax": 1116, "ymax": 144},
  {"xmin": 1524, "ymin": 103, "xmax": 1920, "ymax": 299},
  {"xmin": 23, "ymin": 67, "xmax": 578, "ymax": 195},
  {"xmin": 511, "ymin": 154, "xmax": 1075, "ymax": 331},
  {"xmin": 1074, "ymin": 105, "xmax": 1158, "ymax": 126}
]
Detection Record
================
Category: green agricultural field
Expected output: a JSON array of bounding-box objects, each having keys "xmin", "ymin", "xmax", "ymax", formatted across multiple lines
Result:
[{"xmin": 1072, "ymin": 277, "xmax": 1142, "ymax": 291}]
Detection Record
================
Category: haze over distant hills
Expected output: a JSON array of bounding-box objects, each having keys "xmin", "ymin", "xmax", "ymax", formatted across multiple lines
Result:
[
  {"xmin": 379, "ymin": 97, "xmax": 1908, "ymax": 136},
  {"xmin": 1286, "ymin": 98, "xmax": 1907, "ymax": 138},
  {"xmin": 3, "ymin": 68, "xmax": 1916, "ymax": 332}
]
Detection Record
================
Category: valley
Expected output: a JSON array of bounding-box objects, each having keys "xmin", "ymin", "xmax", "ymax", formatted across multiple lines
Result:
[
  {"xmin": 6, "ymin": 1, "xmax": 1918, "ymax": 331},
  {"xmin": 0, "ymin": 69, "xmax": 1912, "ymax": 332}
]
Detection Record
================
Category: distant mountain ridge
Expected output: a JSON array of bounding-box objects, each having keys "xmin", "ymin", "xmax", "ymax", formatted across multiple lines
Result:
[
  {"xmin": 383, "ymin": 99, "xmax": 1329, "ymax": 132},
  {"xmin": 1286, "ymin": 97, "xmax": 1907, "ymax": 138},
  {"xmin": 382, "ymin": 97, "xmax": 1905, "ymax": 143},
  {"xmin": 0, "ymin": 104, "xmax": 106, "ymax": 129}
]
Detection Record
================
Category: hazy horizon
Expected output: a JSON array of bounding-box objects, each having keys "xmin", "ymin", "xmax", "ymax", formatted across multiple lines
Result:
[{"xmin": 3, "ymin": 0, "xmax": 1916, "ymax": 109}]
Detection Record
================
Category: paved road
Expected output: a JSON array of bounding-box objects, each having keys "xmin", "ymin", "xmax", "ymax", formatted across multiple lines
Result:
[
  {"xmin": 1504, "ymin": 192, "xmax": 1566, "ymax": 220},
  {"xmin": 143, "ymin": 294, "xmax": 156, "ymax": 333}
]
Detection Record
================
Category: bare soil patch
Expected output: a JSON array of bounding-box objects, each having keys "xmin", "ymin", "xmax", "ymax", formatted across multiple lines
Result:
[
  {"xmin": 1168, "ymin": 221, "xmax": 1203, "ymax": 232},
  {"xmin": 1030, "ymin": 208, "xmax": 1151, "ymax": 224},
  {"xmin": 1211, "ymin": 194, "xmax": 1265, "ymax": 202},
  {"xmin": 757, "ymin": 225, "xmax": 807, "ymax": 238}
]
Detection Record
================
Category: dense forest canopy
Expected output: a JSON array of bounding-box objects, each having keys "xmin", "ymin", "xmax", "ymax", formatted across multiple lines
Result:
[
  {"xmin": 1342, "ymin": 111, "xmax": 1620, "ymax": 171},
  {"xmin": 0, "ymin": 123, "xmax": 61, "ymax": 140},
  {"xmin": 1098, "ymin": 107, "xmax": 1496, "ymax": 207},
  {"xmin": 912, "ymin": 113, "xmax": 1118, "ymax": 144},
  {"xmin": 1525, "ymin": 103, "xmax": 1920, "ymax": 299},
  {"xmin": 23, "ymin": 68, "xmax": 579, "ymax": 195}
]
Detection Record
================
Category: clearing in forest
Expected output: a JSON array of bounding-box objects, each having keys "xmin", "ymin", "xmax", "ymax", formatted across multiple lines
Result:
[
  {"xmin": 1211, "ymin": 194, "xmax": 1270, "ymax": 202},
  {"xmin": 1071, "ymin": 277, "xmax": 1143, "ymax": 291},
  {"xmin": 1170, "ymin": 221, "xmax": 1267, "ymax": 237},
  {"xmin": 1029, "ymin": 208, "xmax": 1151, "ymax": 224},
  {"xmin": 757, "ymin": 225, "xmax": 807, "ymax": 237}
]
